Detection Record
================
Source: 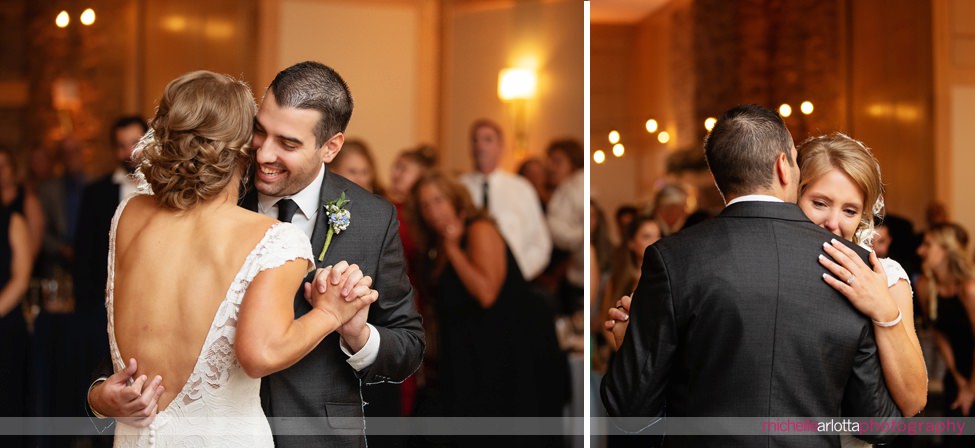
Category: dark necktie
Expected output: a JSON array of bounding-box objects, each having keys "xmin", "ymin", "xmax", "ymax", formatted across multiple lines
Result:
[
  {"xmin": 481, "ymin": 179, "xmax": 490, "ymax": 210},
  {"xmin": 276, "ymin": 198, "xmax": 299, "ymax": 223}
]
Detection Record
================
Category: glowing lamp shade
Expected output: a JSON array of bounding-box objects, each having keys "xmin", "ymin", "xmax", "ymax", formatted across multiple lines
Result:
[
  {"xmin": 704, "ymin": 117, "xmax": 717, "ymax": 131},
  {"xmin": 593, "ymin": 150, "xmax": 606, "ymax": 164},
  {"xmin": 612, "ymin": 144, "xmax": 624, "ymax": 157},
  {"xmin": 779, "ymin": 103, "xmax": 792, "ymax": 117},
  {"xmin": 80, "ymin": 8, "xmax": 96, "ymax": 26},
  {"xmin": 498, "ymin": 68, "xmax": 537, "ymax": 101},
  {"xmin": 56, "ymin": 11, "xmax": 69, "ymax": 28},
  {"xmin": 645, "ymin": 119, "xmax": 658, "ymax": 133}
]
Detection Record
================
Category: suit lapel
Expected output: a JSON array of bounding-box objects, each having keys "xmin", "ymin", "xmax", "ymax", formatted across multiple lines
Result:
[{"xmin": 311, "ymin": 166, "xmax": 345, "ymax": 267}]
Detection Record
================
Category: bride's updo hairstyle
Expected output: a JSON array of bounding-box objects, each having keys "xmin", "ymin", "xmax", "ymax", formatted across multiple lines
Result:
[
  {"xmin": 136, "ymin": 70, "xmax": 256, "ymax": 210},
  {"xmin": 797, "ymin": 132, "xmax": 884, "ymax": 246}
]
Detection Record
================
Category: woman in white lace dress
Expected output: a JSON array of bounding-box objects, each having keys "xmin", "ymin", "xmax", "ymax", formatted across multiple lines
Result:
[
  {"xmin": 797, "ymin": 133, "xmax": 926, "ymax": 445},
  {"xmin": 109, "ymin": 70, "xmax": 377, "ymax": 447}
]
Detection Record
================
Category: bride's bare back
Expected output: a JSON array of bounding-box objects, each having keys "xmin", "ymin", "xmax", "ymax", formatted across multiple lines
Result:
[{"xmin": 112, "ymin": 194, "xmax": 279, "ymax": 412}]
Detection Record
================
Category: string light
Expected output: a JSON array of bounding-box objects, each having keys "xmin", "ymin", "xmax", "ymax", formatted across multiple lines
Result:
[
  {"xmin": 779, "ymin": 103, "xmax": 792, "ymax": 117},
  {"xmin": 594, "ymin": 150, "xmax": 606, "ymax": 164},
  {"xmin": 608, "ymin": 130, "xmax": 620, "ymax": 144},
  {"xmin": 704, "ymin": 117, "xmax": 717, "ymax": 131},
  {"xmin": 612, "ymin": 144, "xmax": 624, "ymax": 157},
  {"xmin": 645, "ymin": 119, "xmax": 658, "ymax": 133},
  {"xmin": 800, "ymin": 101, "xmax": 814, "ymax": 115},
  {"xmin": 56, "ymin": 11, "xmax": 69, "ymax": 28}
]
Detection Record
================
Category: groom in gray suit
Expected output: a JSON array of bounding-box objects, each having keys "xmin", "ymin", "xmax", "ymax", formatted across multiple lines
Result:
[
  {"xmin": 242, "ymin": 61, "xmax": 424, "ymax": 448},
  {"xmin": 88, "ymin": 62, "xmax": 423, "ymax": 448},
  {"xmin": 601, "ymin": 104, "xmax": 901, "ymax": 447}
]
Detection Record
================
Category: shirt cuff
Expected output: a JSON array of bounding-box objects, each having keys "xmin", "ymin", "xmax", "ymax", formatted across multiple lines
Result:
[{"xmin": 340, "ymin": 323, "xmax": 380, "ymax": 371}]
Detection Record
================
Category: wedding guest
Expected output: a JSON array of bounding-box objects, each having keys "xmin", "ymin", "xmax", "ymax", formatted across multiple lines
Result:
[
  {"xmin": 37, "ymin": 138, "xmax": 87, "ymax": 279},
  {"xmin": 517, "ymin": 157, "xmax": 551, "ymax": 210},
  {"xmin": 614, "ymin": 205, "xmax": 637, "ymax": 245},
  {"xmin": 411, "ymin": 170, "xmax": 567, "ymax": 447},
  {"xmin": 0, "ymin": 148, "xmax": 43, "ymax": 257},
  {"xmin": 874, "ymin": 219, "xmax": 892, "ymax": 259},
  {"xmin": 546, "ymin": 139, "xmax": 585, "ymax": 315},
  {"xmin": 644, "ymin": 183, "xmax": 688, "ymax": 236},
  {"xmin": 459, "ymin": 119, "xmax": 551, "ymax": 281},
  {"xmin": 386, "ymin": 144, "xmax": 437, "ymax": 417},
  {"xmin": 0, "ymin": 173, "xmax": 33, "ymax": 448},
  {"xmin": 918, "ymin": 223, "xmax": 975, "ymax": 432},
  {"xmin": 331, "ymin": 138, "xmax": 383, "ymax": 195}
]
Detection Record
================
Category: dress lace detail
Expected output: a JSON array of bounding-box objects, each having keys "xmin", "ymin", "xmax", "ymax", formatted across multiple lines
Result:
[{"xmin": 106, "ymin": 192, "xmax": 314, "ymax": 447}]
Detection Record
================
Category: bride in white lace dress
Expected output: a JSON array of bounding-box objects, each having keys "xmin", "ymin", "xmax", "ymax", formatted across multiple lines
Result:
[{"xmin": 108, "ymin": 70, "xmax": 376, "ymax": 447}]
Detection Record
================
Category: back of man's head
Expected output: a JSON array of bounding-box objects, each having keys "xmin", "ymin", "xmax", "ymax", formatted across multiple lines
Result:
[
  {"xmin": 704, "ymin": 104, "xmax": 794, "ymax": 199},
  {"xmin": 268, "ymin": 61, "xmax": 353, "ymax": 148}
]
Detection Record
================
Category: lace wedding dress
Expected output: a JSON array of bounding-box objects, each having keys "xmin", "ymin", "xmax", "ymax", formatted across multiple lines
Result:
[{"xmin": 107, "ymin": 193, "xmax": 313, "ymax": 447}]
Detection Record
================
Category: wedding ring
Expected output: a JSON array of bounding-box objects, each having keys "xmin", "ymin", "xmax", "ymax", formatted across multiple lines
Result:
[{"xmin": 846, "ymin": 276, "xmax": 855, "ymax": 285}]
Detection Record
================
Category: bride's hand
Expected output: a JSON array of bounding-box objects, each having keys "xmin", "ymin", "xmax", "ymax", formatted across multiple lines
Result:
[
  {"xmin": 819, "ymin": 239, "xmax": 898, "ymax": 323},
  {"xmin": 306, "ymin": 264, "xmax": 376, "ymax": 326}
]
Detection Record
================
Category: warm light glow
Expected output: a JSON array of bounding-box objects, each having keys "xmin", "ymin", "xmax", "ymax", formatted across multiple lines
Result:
[
  {"xmin": 80, "ymin": 8, "xmax": 95, "ymax": 26},
  {"xmin": 56, "ymin": 11, "xmax": 69, "ymax": 28},
  {"xmin": 800, "ymin": 101, "xmax": 814, "ymax": 115},
  {"xmin": 608, "ymin": 130, "xmax": 620, "ymax": 144},
  {"xmin": 658, "ymin": 131, "xmax": 671, "ymax": 144},
  {"xmin": 645, "ymin": 119, "xmax": 658, "ymax": 133},
  {"xmin": 162, "ymin": 16, "xmax": 187, "ymax": 32},
  {"xmin": 498, "ymin": 68, "xmax": 537, "ymax": 101},
  {"xmin": 704, "ymin": 117, "xmax": 717, "ymax": 131},
  {"xmin": 612, "ymin": 144, "xmax": 625, "ymax": 157},
  {"xmin": 779, "ymin": 103, "xmax": 792, "ymax": 117},
  {"xmin": 594, "ymin": 150, "xmax": 606, "ymax": 164}
]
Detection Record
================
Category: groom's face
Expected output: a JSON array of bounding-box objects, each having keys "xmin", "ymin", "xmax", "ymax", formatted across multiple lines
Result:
[{"xmin": 252, "ymin": 91, "xmax": 333, "ymax": 198}]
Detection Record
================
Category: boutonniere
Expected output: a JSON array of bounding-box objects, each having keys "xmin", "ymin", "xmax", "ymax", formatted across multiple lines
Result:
[{"xmin": 319, "ymin": 191, "xmax": 351, "ymax": 261}]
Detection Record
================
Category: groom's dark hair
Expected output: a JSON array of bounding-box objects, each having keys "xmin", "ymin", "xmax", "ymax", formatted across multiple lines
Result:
[
  {"xmin": 703, "ymin": 104, "xmax": 794, "ymax": 198},
  {"xmin": 267, "ymin": 61, "xmax": 353, "ymax": 148}
]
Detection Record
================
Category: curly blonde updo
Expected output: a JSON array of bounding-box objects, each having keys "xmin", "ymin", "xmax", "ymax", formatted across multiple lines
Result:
[{"xmin": 136, "ymin": 70, "xmax": 256, "ymax": 210}]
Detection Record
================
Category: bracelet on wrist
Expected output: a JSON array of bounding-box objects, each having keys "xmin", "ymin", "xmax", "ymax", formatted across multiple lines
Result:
[{"xmin": 873, "ymin": 308, "xmax": 903, "ymax": 328}]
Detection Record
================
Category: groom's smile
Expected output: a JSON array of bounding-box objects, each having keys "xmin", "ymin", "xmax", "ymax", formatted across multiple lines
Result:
[{"xmin": 252, "ymin": 91, "xmax": 332, "ymax": 198}]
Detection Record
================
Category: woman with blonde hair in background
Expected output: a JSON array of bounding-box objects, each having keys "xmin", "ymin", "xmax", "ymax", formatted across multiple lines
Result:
[{"xmin": 918, "ymin": 223, "xmax": 975, "ymax": 442}]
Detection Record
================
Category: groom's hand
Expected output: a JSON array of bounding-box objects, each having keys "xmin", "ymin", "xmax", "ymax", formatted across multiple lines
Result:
[
  {"xmin": 336, "ymin": 274, "xmax": 375, "ymax": 353},
  {"xmin": 89, "ymin": 358, "xmax": 165, "ymax": 427},
  {"xmin": 306, "ymin": 263, "xmax": 378, "ymax": 328}
]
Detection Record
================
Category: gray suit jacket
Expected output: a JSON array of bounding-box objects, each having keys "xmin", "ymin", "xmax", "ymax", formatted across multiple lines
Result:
[
  {"xmin": 243, "ymin": 166, "xmax": 424, "ymax": 448},
  {"xmin": 601, "ymin": 201, "xmax": 901, "ymax": 447}
]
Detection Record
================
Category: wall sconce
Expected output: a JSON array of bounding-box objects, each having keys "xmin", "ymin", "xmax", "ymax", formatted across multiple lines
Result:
[
  {"xmin": 498, "ymin": 68, "xmax": 536, "ymax": 101},
  {"xmin": 498, "ymin": 67, "xmax": 536, "ymax": 154}
]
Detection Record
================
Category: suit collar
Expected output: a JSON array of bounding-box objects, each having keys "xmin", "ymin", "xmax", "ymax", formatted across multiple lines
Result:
[{"xmin": 720, "ymin": 200, "xmax": 812, "ymax": 223}]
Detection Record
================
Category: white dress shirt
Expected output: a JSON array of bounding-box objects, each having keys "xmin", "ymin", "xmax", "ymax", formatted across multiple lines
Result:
[
  {"xmin": 547, "ymin": 170, "xmax": 584, "ymax": 287},
  {"xmin": 460, "ymin": 169, "xmax": 552, "ymax": 280},
  {"xmin": 257, "ymin": 165, "xmax": 379, "ymax": 371},
  {"xmin": 726, "ymin": 194, "xmax": 785, "ymax": 206},
  {"xmin": 113, "ymin": 168, "xmax": 140, "ymax": 202}
]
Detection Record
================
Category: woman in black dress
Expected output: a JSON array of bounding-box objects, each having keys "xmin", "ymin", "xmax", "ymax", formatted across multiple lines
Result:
[
  {"xmin": 0, "ymin": 185, "xmax": 34, "ymax": 447},
  {"xmin": 410, "ymin": 171, "xmax": 567, "ymax": 445},
  {"xmin": 919, "ymin": 222, "xmax": 975, "ymax": 446}
]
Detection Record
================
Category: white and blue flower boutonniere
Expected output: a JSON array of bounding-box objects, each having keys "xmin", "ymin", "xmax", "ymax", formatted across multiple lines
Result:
[{"xmin": 318, "ymin": 191, "xmax": 351, "ymax": 261}]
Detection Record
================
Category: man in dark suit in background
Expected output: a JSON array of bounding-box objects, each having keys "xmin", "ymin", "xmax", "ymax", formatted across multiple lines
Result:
[
  {"xmin": 88, "ymin": 63, "xmax": 424, "ymax": 448},
  {"xmin": 601, "ymin": 104, "xmax": 901, "ymax": 447}
]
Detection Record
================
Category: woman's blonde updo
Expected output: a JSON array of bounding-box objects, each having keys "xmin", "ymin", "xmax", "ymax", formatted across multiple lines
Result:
[{"xmin": 135, "ymin": 70, "xmax": 256, "ymax": 210}]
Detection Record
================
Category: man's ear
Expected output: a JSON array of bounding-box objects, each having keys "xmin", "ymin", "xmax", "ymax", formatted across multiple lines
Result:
[
  {"xmin": 321, "ymin": 132, "xmax": 345, "ymax": 164},
  {"xmin": 774, "ymin": 152, "xmax": 791, "ymax": 188}
]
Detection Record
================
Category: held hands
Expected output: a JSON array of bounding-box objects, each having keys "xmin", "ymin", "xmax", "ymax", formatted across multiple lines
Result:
[
  {"xmin": 603, "ymin": 294, "xmax": 632, "ymax": 351},
  {"xmin": 304, "ymin": 261, "xmax": 378, "ymax": 341},
  {"xmin": 90, "ymin": 358, "xmax": 165, "ymax": 427},
  {"xmin": 819, "ymin": 239, "xmax": 899, "ymax": 324}
]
